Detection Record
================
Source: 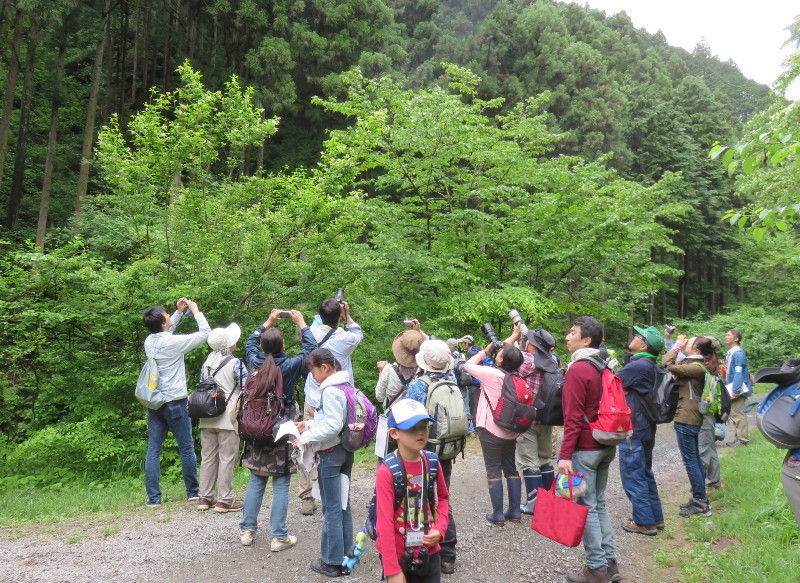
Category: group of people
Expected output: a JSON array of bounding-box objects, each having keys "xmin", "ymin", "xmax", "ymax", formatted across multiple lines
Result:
[{"xmin": 140, "ymin": 297, "xmax": 754, "ymax": 583}]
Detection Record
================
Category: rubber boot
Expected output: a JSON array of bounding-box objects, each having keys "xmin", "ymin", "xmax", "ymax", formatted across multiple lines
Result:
[
  {"xmin": 485, "ymin": 480, "xmax": 505, "ymax": 526},
  {"xmin": 521, "ymin": 469, "xmax": 541, "ymax": 514},
  {"xmin": 504, "ymin": 476, "xmax": 522, "ymax": 523},
  {"xmin": 540, "ymin": 464, "xmax": 555, "ymax": 491}
]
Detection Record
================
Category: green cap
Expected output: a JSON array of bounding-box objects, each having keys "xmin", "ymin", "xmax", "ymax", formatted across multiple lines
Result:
[{"xmin": 633, "ymin": 325, "xmax": 665, "ymax": 353}]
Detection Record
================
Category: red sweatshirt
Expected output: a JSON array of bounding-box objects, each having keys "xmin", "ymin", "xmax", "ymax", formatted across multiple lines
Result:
[
  {"xmin": 374, "ymin": 456, "xmax": 450, "ymax": 578},
  {"xmin": 559, "ymin": 360, "xmax": 607, "ymax": 460}
]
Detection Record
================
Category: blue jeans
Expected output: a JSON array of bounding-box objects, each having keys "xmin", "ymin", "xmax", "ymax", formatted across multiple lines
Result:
[
  {"xmin": 618, "ymin": 438, "xmax": 664, "ymax": 525},
  {"xmin": 674, "ymin": 422, "xmax": 707, "ymax": 502},
  {"xmin": 239, "ymin": 472, "xmax": 292, "ymax": 539},
  {"xmin": 318, "ymin": 445, "xmax": 354, "ymax": 566},
  {"xmin": 572, "ymin": 448, "xmax": 616, "ymax": 569},
  {"xmin": 145, "ymin": 398, "xmax": 198, "ymax": 504}
]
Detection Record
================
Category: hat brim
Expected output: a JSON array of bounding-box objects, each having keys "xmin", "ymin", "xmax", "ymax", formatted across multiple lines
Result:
[
  {"xmin": 391, "ymin": 413, "xmax": 435, "ymax": 430},
  {"xmin": 226, "ymin": 322, "xmax": 242, "ymax": 346},
  {"xmin": 392, "ymin": 330, "xmax": 426, "ymax": 368},
  {"xmin": 754, "ymin": 366, "xmax": 800, "ymax": 386},
  {"xmin": 457, "ymin": 336, "xmax": 473, "ymax": 344},
  {"xmin": 415, "ymin": 349, "xmax": 454, "ymax": 373}
]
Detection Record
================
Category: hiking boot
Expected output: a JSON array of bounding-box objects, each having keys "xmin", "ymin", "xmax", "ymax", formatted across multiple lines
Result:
[
  {"xmin": 680, "ymin": 499, "xmax": 711, "ymax": 517},
  {"xmin": 621, "ymin": 518, "xmax": 657, "ymax": 536},
  {"xmin": 271, "ymin": 534, "xmax": 298, "ymax": 552},
  {"xmin": 214, "ymin": 501, "xmax": 243, "ymax": 513},
  {"xmin": 726, "ymin": 439, "xmax": 747, "ymax": 447},
  {"xmin": 441, "ymin": 560, "xmax": 455, "ymax": 574},
  {"xmin": 566, "ymin": 564, "xmax": 608, "ymax": 583},
  {"xmin": 310, "ymin": 558, "xmax": 345, "ymax": 578},
  {"xmin": 607, "ymin": 558, "xmax": 621, "ymax": 582},
  {"xmin": 197, "ymin": 497, "xmax": 214, "ymax": 511},
  {"xmin": 655, "ymin": 520, "xmax": 665, "ymax": 530},
  {"xmin": 301, "ymin": 497, "xmax": 317, "ymax": 515},
  {"xmin": 240, "ymin": 531, "xmax": 254, "ymax": 546}
]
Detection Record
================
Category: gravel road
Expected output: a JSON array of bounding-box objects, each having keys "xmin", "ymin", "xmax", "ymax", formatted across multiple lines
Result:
[{"xmin": 2, "ymin": 426, "xmax": 688, "ymax": 583}]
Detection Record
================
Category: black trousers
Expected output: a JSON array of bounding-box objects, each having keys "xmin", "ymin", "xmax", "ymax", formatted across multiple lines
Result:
[
  {"xmin": 477, "ymin": 427, "xmax": 518, "ymax": 479},
  {"xmin": 404, "ymin": 550, "xmax": 442, "ymax": 583},
  {"xmin": 438, "ymin": 458, "xmax": 457, "ymax": 563}
]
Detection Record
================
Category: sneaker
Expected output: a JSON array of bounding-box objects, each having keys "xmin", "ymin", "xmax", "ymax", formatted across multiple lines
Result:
[
  {"xmin": 214, "ymin": 501, "xmax": 244, "ymax": 513},
  {"xmin": 145, "ymin": 500, "xmax": 161, "ymax": 508},
  {"xmin": 607, "ymin": 558, "xmax": 621, "ymax": 583},
  {"xmin": 240, "ymin": 531, "xmax": 254, "ymax": 546},
  {"xmin": 621, "ymin": 518, "xmax": 657, "ymax": 536},
  {"xmin": 301, "ymin": 498, "xmax": 317, "ymax": 515},
  {"xmin": 680, "ymin": 499, "xmax": 712, "ymax": 517},
  {"xmin": 441, "ymin": 560, "xmax": 455, "ymax": 575},
  {"xmin": 310, "ymin": 558, "xmax": 344, "ymax": 578},
  {"xmin": 726, "ymin": 439, "xmax": 747, "ymax": 447},
  {"xmin": 271, "ymin": 535, "xmax": 298, "ymax": 552},
  {"xmin": 187, "ymin": 495, "xmax": 199, "ymax": 501},
  {"xmin": 197, "ymin": 497, "xmax": 214, "ymax": 511}
]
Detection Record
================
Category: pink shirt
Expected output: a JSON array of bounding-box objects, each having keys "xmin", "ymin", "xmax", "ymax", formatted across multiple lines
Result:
[{"xmin": 464, "ymin": 349, "xmax": 520, "ymax": 440}]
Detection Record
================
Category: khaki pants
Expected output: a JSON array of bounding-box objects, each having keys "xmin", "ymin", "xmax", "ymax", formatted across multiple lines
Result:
[
  {"xmin": 297, "ymin": 402, "xmax": 316, "ymax": 500},
  {"xmin": 516, "ymin": 424, "xmax": 553, "ymax": 471},
  {"xmin": 730, "ymin": 395, "xmax": 750, "ymax": 443},
  {"xmin": 198, "ymin": 428, "xmax": 240, "ymax": 503}
]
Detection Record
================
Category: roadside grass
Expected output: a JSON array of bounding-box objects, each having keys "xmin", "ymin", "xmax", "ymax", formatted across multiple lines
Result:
[
  {"xmin": 0, "ymin": 444, "xmax": 381, "ymax": 529},
  {"xmin": 662, "ymin": 431, "xmax": 800, "ymax": 582}
]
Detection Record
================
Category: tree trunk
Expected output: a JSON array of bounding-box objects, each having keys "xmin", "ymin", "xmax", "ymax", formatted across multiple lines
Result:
[
  {"xmin": 142, "ymin": 0, "xmax": 150, "ymax": 97},
  {"xmin": 0, "ymin": 0, "xmax": 13, "ymax": 46},
  {"xmin": 131, "ymin": 0, "xmax": 140, "ymax": 106},
  {"xmin": 75, "ymin": 0, "xmax": 111, "ymax": 219},
  {"xmin": 678, "ymin": 252, "xmax": 687, "ymax": 319},
  {"xmin": 0, "ymin": 8, "xmax": 23, "ymax": 194},
  {"xmin": 36, "ymin": 41, "xmax": 66, "ymax": 251},
  {"xmin": 5, "ymin": 20, "xmax": 38, "ymax": 230}
]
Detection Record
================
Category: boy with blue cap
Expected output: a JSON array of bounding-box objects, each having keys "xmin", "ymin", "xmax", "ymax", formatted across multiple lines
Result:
[{"xmin": 374, "ymin": 399, "xmax": 450, "ymax": 583}]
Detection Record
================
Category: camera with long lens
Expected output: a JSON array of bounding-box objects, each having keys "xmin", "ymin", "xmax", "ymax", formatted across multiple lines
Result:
[
  {"xmin": 481, "ymin": 323, "xmax": 505, "ymax": 357},
  {"xmin": 335, "ymin": 288, "xmax": 345, "ymax": 303},
  {"xmin": 508, "ymin": 309, "xmax": 529, "ymax": 337},
  {"xmin": 399, "ymin": 546, "xmax": 430, "ymax": 577}
]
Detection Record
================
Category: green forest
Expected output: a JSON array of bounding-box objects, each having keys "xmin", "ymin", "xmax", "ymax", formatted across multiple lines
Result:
[{"xmin": 0, "ymin": 0, "xmax": 798, "ymax": 484}]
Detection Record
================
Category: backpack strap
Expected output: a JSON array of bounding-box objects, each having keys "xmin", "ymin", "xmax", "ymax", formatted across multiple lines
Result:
[
  {"xmin": 210, "ymin": 355, "xmax": 235, "ymax": 378},
  {"xmin": 317, "ymin": 327, "xmax": 336, "ymax": 348},
  {"xmin": 383, "ymin": 451, "xmax": 408, "ymax": 511}
]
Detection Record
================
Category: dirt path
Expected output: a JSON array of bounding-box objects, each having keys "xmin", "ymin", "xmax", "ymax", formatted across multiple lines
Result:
[{"xmin": 1, "ymin": 426, "xmax": 690, "ymax": 583}]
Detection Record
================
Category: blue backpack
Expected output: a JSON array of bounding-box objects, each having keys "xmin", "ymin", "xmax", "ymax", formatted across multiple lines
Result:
[
  {"xmin": 757, "ymin": 382, "xmax": 800, "ymax": 449},
  {"xmin": 365, "ymin": 449, "xmax": 439, "ymax": 541}
]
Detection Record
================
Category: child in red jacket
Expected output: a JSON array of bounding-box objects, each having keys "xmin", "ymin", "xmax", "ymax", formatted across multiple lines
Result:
[{"xmin": 375, "ymin": 399, "xmax": 450, "ymax": 583}]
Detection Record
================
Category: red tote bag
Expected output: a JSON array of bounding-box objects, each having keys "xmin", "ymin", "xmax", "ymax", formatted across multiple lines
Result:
[{"xmin": 530, "ymin": 474, "xmax": 588, "ymax": 547}]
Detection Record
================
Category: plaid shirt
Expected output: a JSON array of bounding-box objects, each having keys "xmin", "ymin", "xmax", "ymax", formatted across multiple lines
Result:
[{"xmin": 518, "ymin": 351, "xmax": 544, "ymax": 398}]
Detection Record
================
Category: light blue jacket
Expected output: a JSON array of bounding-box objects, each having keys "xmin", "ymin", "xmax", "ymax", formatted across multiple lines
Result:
[
  {"xmin": 144, "ymin": 310, "xmax": 211, "ymax": 401},
  {"xmin": 726, "ymin": 345, "xmax": 752, "ymax": 396},
  {"xmin": 299, "ymin": 370, "xmax": 350, "ymax": 451}
]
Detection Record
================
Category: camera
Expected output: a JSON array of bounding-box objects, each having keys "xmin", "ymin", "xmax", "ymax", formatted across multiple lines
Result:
[
  {"xmin": 335, "ymin": 288, "xmax": 345, "ymax": 303},
  {"xmin": 508, "ymin": 309, "xmax": 529, "ymax": 337},
  {"xmin": 665, "ymin": 324, "xmax": 676, "ymax": 334},
  {"xmin": 403, "ymin": 319, "xmax": 414, "ymax": 327},
  {"xmin": 279, "ymin": 311, "xmax": 292, "ymax": 319},
  {"xmin": 399, "ymin": 545, "xmax": 430, "ymax": 577},
  {"xmin": 481, "ymin": 323, "xmax": 505, "ymax": 356}
]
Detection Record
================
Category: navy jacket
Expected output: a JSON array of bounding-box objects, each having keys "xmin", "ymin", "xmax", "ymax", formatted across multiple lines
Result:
[
  {"xmin": 616, "ymin": 355, "xmax": 657, "ymax": 441},
  {"xmin": 245, "ymin": 326, "xmax": 318, "ymax": 404}
]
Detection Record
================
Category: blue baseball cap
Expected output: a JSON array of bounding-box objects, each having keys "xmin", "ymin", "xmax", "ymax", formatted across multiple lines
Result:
[{"xmin": 387, "ymin": 399, "xmax": 435, "ymax": 430}]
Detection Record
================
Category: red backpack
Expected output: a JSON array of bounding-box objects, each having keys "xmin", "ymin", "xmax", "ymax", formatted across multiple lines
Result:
[
  {"xmin": 583, "ymin": 363, "xmax": 632, "ymax": 445},
  {"xmin": 486, "ymin": 373, "xmax": 537, "ymax": 433},
  {"xmin": 237, "ymin": 355, "xmax": 286, "ymax": 447}
]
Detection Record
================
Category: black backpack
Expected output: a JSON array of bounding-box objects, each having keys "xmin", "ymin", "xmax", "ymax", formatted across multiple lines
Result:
[
  {"xmin": 188, "ymin": 356, "xmax": 236, "ymax": 419},
  {"xmin": 639, "ymin": 364, "xmax": 679, "ymax": 424},
  {"xmin": 533, "ymin": 368, "xmax": 565, "ymax": 426},
  {"xmin": 452, "ymin": 353, "xmax": 473, "ymax": 386},
  {"xmin": 365, "ymin": 449, "xmax": 439, "ymax": 541}
]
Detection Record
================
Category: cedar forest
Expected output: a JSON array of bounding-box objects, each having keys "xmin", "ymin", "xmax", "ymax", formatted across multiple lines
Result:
[{"xmin": 0, "ymin": 0, "xmax": 799, "ymax": 482}]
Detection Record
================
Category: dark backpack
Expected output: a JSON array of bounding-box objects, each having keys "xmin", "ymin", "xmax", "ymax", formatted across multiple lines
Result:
[
  {"xmin": 188, "ymin": 356, "xmax": 236, "ymax": 419},
  {"xmin": 486, "ymin": 372, "xmax": 537, "ymax": 433},
  {"xmin": 237, "ymin": 355, "xmax": 286, "ymax": 447},
  {"xmin": 365, "ymin": 449, "xmax": 439, "ymax": 541},
  {"xmin": 533, "ymin": 368, "xmax": 565, "ymax": 426},
  {"xmin": 452, "ymin": 354, "xmax": 473, "ymax": 386},
  {"xmin": 757, "ymin": 382, "xmax": 800, "ymax": 448},
  {"xmin": 639, "ymin": 364, "xmax": 679, "ymax": 424}
]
